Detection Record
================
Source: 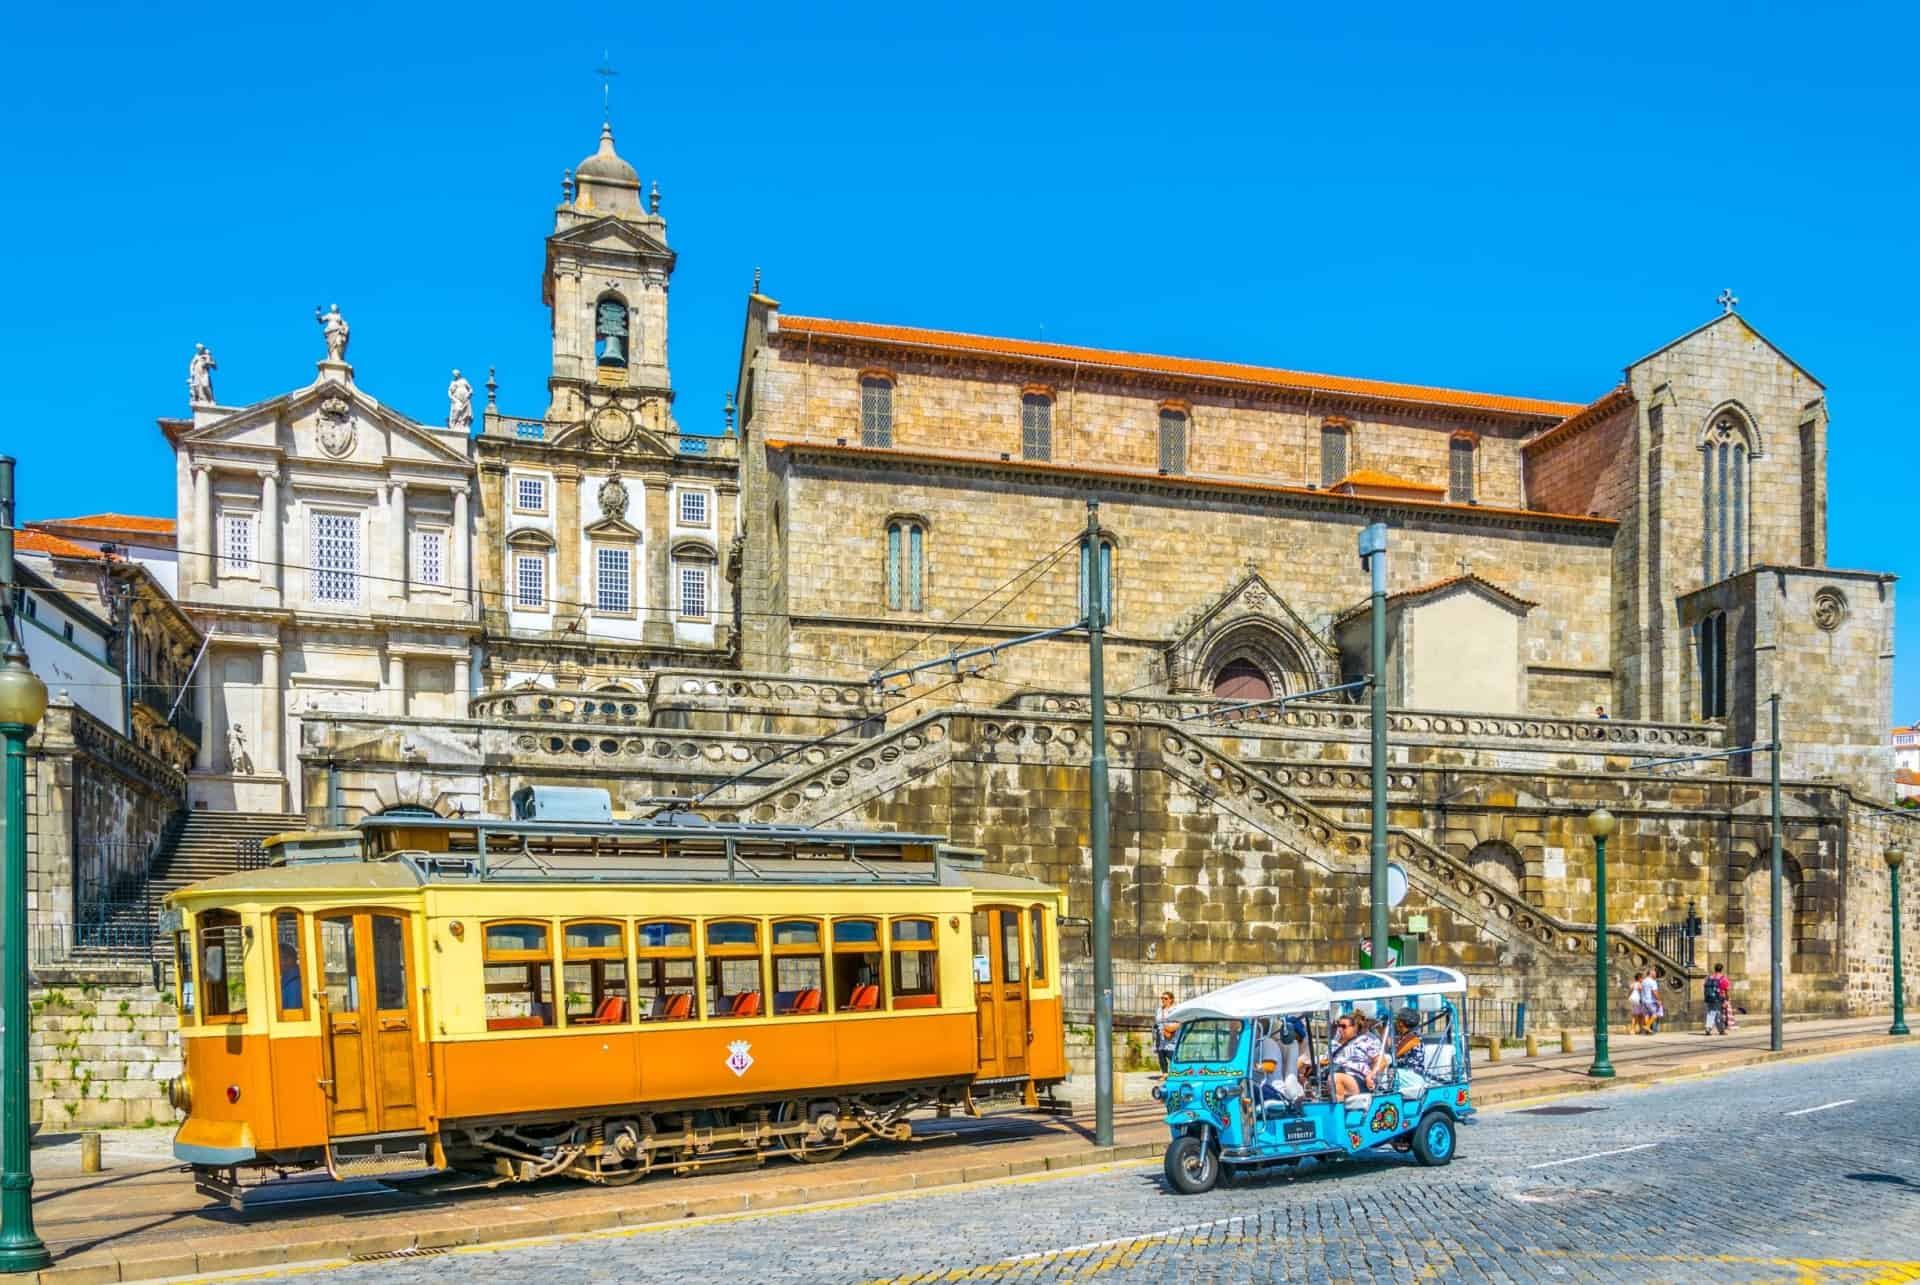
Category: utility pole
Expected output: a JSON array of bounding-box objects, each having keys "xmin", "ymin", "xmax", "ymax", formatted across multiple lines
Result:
[
  {"xmin": 1359, "ymin": 522, "xmax": 1389, "ymax": 966},
  {"xmin": 1085, "ymin": 500, "xmax": 1114, "ymax": 1148},
  {"xmin": 1769, "ymin": 692, "xmax": 1783, "ymax": 1053}
]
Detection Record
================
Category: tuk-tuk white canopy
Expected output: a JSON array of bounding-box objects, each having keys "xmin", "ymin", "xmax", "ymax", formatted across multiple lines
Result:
[{"xmin": 1164, "ymin": 967, "xmax": 1468, "ymax": 1023}]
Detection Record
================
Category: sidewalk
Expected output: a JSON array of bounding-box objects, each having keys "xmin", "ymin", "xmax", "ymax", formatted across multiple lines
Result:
[{"xmin": 15, "ymin": 1015, "xmax": 1909, "ymax": 1284}]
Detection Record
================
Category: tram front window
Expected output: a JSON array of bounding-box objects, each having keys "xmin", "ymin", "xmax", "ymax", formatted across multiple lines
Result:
[{"xmin": 198, "ymin": 910, "xmax": 247, "ymax": 1022}]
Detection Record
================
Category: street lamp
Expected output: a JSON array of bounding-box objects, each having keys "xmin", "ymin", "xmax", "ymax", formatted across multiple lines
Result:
[
  {"xmin": 0, "ymin": 641, "xmax": 51, "ymax": 1272},
  {"xmin": 1586, "ymin": 806, "xmax": 1617, "ymax": 1079},
  {"xmin": 1889, "ymin": 845, "xmax": 1909, "ymax": 1039}
]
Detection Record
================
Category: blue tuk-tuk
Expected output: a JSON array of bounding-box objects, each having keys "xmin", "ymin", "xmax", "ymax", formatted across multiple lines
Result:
[{"xmin": 1153, "ymin": 966, "xmax": 1474, "ymax": 1193}]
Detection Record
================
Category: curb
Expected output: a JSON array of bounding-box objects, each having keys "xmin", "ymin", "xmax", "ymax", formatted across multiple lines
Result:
[{"xmin": 32, "ymin": 1031, "xmax": 1909, "ymax": 1284}]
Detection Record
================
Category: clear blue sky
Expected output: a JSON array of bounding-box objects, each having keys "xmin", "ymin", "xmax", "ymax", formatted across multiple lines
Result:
[{"xmin": 4, "ymin": 4, "xmax": 1914, "ymax": 721}]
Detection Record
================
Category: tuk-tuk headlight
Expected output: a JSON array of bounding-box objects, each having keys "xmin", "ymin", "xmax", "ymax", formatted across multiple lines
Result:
[{"xmin": 1151, "ymin": 1083, "xmax": 1165, "ymax": 1102}]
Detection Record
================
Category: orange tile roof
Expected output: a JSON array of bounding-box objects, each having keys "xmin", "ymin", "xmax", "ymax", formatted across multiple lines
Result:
[
  {"xmin": 32, "ymin": 513, "xmax": 176, "ymax": 534},
  {"xmin": 762, "ymin": 437, "xmax": 1618, "ymax": 528},
  {"xmin": 777, "ymin": 316, "xmax": 1587, "ymax": 419},
  {"xmin": 1523, "ymin": 385, "xmax": 1634, "ymax": 454},
  {"xmin": 1333, "ymin": 572, "xmax": 1538, "ymax": 626},
  {"xmin": 1331, "ymin": 469, "xmax": 1446, "ymax": 495},
  {"xmin": 15, "ymin": 530, "xmax": 105, "ymax": 560},
  {"xmin": 1897, "ymin": 768, "xmax": 1920, "ymax": 787}
]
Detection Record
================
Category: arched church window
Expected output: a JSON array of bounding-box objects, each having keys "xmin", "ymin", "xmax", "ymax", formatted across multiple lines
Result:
[
  {"xmin": 1078, "ymin": 536, "xmax": 1115, "ymax": 626},
  {"xmin": 1212, "ymin": 659, "xmax": 1272, "ymax": 704},
  {"xmin": 1320, "ymin": 422, "xmax": 1350, "ymax": 488},
  {"xmin": 1702, "ymin": 415, "xmax": 1751, "ymax": 583},
  {"xmin": 1157, "ymin": 409, "xmax": 1188, "ymax": 475},
  {"xmin": 1021, "ymin": 393, "xmax": 1053, "ymax": 462},
  {"xmin": 595, "ymin": 295, "xmax": 629, "ymax": 368},
  {"xmin": 861, "ymin": 376, "xmax": 894, "ymax": 448},
  {"xmin": 1448, "ymin": 434, "xmax": 1476, "ymax": 503},
  {"xmin": 885, "ymin": 519, "xmax": 925, "ymax": 612},
  {"xmin": 1697, "ymin": 610, "xmax": 1728, "ymax": 720}
]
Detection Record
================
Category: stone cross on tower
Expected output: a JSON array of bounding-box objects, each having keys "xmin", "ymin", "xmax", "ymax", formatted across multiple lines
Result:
[
  {"xmin": 1718, "ymin": 288, "xmax": 1739, "ymax": 314},
  {"xmin": 595, "ymin": 52, "xmax": 618, "ymax": 120}
]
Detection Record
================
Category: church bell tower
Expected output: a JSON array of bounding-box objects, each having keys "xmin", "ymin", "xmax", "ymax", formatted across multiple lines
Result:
[{"xmin": 542, "ymin": 121, "xmax": 676, "ymax": 429}]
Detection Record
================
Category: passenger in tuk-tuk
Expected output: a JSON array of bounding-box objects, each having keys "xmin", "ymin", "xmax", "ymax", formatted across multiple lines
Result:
[
  {"xmin": 1254, "ymin": 1017, "xmax": 1306, "ymax": 1105},
  {"xmin": 1386, "ymin": 1007, "xmax": 1429, "ymax": 1096},
  {"xmin": 1325, "ymin": 1010, "xmax": 1389, "ymax": 1101}
]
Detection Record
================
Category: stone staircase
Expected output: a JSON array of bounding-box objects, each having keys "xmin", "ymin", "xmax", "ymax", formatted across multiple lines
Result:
[
  {"xmin": 702, "ymin": 707, "xmax": 1695, "ymax": 1011},
  {"xmin": 152, "ymin": 809, "xmax": 309, "ymax": 901}
]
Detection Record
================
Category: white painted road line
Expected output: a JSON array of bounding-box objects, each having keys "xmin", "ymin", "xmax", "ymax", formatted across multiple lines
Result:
[
  {"xmin": 1785, "ymin": 1099, "xmax": 1855, "ymax": 1116},
  {"xmin": 1525, "ymin": 1142, "xmax": 1660, "ymax": 1170}
]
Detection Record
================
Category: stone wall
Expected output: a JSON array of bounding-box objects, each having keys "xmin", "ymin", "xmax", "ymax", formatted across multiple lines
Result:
[
  {"xmin": 28, "ymin": 700, "xmax": 186, "ymax": 942},
  {"xmin": 28, "ymin": 972, "xmax": 181, "ymax": 1131},
  {"xmin": 762, "ymin": 451, "xmax": 1617, "ymax": 718}
]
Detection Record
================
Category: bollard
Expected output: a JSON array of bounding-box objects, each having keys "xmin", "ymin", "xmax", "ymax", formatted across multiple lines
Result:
[
  {"xmin": 1112, "ymin": 1070, "xmax": 1125, "ymax": 1105},
  {"xmin": 1525, "ymin": 1032, "xmax": 1539, "ymax": 1058},
  {"xmin": 80, "ymin": 1131, "xmax": 101, "ymax": 1174},
  {"xmin": 1560, "ymin": 1029, "xmax": 1576, "ymax": 1054},
  {"xmin": 1484, "ymin": 1037, "xmax": 1502, "ymax": 1063}
]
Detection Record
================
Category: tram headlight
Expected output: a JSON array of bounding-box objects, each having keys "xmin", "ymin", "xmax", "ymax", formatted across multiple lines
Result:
[{"xmin": 164, "ymin": 1074, "xmax": 192, "ymax": 1113}]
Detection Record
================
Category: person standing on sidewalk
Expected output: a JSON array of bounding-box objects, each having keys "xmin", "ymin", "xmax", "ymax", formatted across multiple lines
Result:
[
  {"xmin": 1703, "ymin": 963, "xmax": 1730, "ymax": 1035},
  {"xmin": 1629, "ymin": 970, "xmax": 1649, "ymax": 1035},
  {"xmin": 1154, "ymin": 992, "xmax": 1179, "ymax": 1074}
]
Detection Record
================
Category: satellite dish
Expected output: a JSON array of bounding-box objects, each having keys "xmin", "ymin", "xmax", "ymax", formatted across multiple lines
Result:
[{"xmin": 1386, "ymin": 862, "xmax": 1409, "ymax": 908}]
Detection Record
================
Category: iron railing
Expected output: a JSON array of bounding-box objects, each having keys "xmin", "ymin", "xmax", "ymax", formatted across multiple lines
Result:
[
  {"xmin": 1655, "ymin": 923, "xmax": 1699, "ymax": 968},
  {"xmin": 1059, "ymin": 960, "xmax": 1241, "ymax": 1027}
]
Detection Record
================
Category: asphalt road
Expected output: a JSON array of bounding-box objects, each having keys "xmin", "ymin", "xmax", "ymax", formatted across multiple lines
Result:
[{"xmin": 252, "ymin": 1042, "xmax": 1920, "ymax": 1283}]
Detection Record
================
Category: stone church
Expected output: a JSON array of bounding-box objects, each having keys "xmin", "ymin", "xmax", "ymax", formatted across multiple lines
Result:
[{"xmin": 152, "ymin": 119, "xmax": 1904, "ymax": 1027}]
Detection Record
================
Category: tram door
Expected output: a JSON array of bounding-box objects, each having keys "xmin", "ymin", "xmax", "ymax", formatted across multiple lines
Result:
[
  {"xmin": 315, "ymin": 911, "xmax": 422, "ymax": 1137},
  {"xmin": 972, "ymin": 906, "xmax": 1030, "ymax": 1077}
]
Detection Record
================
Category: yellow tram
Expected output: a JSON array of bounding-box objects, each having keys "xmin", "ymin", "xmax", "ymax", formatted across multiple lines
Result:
[{"xmin": 161, "ymin": 808, "xmax": 1067, "ymax": 1200}]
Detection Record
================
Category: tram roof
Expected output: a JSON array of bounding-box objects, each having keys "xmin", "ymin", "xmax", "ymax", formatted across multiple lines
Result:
[
  {"xmin": 354, "ymin": 813, "xmax": 958, "ymax": 847},
  {"xmin": 1165, "ymin": 967, "xmax": 1468, "ymax": 1021}
]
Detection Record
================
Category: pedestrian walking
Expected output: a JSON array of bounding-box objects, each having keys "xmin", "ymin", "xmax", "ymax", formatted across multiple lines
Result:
[
  {"xmin": 1629, "ymin": 970, "xmax": 1649, "ymax": 1035},
  {"xmin": 1154, "ymin": 991, "xmax": 1179, "ymax": 1074},
  {"xmin": 1703, "ymin": 963, "xmax": 1729, "ymax": 1035},
  {"xmin": 1643, "ymin": 971, "xmax": 1664, "ymax": 1034}
]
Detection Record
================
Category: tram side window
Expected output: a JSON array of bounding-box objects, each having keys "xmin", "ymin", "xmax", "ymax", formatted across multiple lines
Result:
[
  {"xmin": 274, "ymin": 910, "xmax": 307, "ymax": 1021},
  {"xmin": 771, "ymin": 919, "xmax": 825, "ymax": 1016},
  {"xmin": 706, "ymin": 920, "xmax": 765, "ymax": 1019},
  {"xmin": 635, "ymin": 920, "xmax": 696, "ymax": 1021},
  {"xmin": 1029, "ymin": 905, "xmax": 1047, "ymax": 984},
  {"xmin": 198, "ymin": 910, "xmax": 247, "ymax": 1022},
  {"xmin": 563, "ymin": 920, "xmax": 629, "ymax": 1025},
  {"xmin": 832, "ymin": 919, "xmax": 883, "ymax": 1012},
  {"xmin": 483, "ymin": 921, "xmax": 555, "ymax": 1030},
  {"xmin": 174, "ymin": 929, "xmax": 196, "ymax": 1022},
  {"xmin": 889, "ymin": 917, "xmax": 939, "ymax": 1010}
]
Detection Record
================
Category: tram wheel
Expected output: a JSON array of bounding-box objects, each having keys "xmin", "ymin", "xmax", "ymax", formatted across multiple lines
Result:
[
  {"xmin": 1163, "ymin": 1135, "xmax": 1219, "ymax": 1195},
  {"xmin": 1410, "ymin": 1112, "xmax": 1455, "ymax": 1167},
  {"xmin": 774, "ymin": 1100, "xmax": 849, "ymax": 1164}
]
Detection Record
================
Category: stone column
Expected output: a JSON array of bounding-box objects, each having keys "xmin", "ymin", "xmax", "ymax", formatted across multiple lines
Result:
[
  {"xmin": 387, "ymin": 650, "xmax": 407, "ymax": 718},
  {"xmin": 193, "ymin": 653, "xmax": 213, "ymax": 771},
  {"xmin": 644, "ymin": 482, "xmax": 672, "ymax": 646},
  {"xmin": 454, "ymin": 652, "xmax": 471, "ymax": 715},
  {"xmin": 192, "ymin": 466, "xmax": 213, "ymax": 589},
  {"xmin": 259, "ymin": 470, "xmax": 281, "ymax": 598},
  {"xmin": 259, "ymin": 645, "xmax": 281, "ymax": 774},
  {"xmin": 389, "ymin": 482, "xmax": 409, "ymax": 604},
  {"xmin": 452, "ymin": 485, "xmax": 472, "ymax": 609}
]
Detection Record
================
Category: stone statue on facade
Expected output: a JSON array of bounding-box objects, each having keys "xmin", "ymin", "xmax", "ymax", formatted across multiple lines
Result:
[
  {"xmin": 447, "ymin": 369, "xmax": 474, "ymax": 432},
  {"xmin": 226, "ymin": 723, "xmax": 255, "ymax": 775},
  {"xmin": 315, "ymin": 303, "xmax": 350, "ymax": 363},
  {"xmin": 187, "ymin": 343, "xmax": 217, "ymax": 405}
]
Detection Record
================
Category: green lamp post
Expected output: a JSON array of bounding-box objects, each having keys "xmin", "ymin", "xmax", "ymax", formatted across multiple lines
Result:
[
  {"xmin": 1586, "ymin": 806, "xmax": 1617, "ymax": 1079},
  {"xmin": 1890, "ymin": 845, "xmax": 1909, "ymax": 1039},
  {"xmin": 0, "ymin": 641, "xmax": 51, "ymax": 1272}
]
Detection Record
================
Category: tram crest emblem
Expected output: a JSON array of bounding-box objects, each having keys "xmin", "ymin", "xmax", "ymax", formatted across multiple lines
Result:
[{"xmin": 725, "ymin": 1040, "xmax": 755, "ymax": 1077}]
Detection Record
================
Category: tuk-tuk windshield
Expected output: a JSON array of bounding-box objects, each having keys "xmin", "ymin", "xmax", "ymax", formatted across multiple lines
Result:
[{"xmin": 1172, "ymin": 1018, "xmax": 1245, "ymax": 1064}]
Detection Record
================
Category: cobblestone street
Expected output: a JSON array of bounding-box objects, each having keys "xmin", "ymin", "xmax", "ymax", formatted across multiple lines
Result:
[{"xmin": 251, "ymin": 1043, "xmax": 1920, "ymax": 1284}]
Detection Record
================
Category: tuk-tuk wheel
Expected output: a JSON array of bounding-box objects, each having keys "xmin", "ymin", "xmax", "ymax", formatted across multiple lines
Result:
[
  {"xmin": 1163, "ymin": 1135, "xmax": 1220, "ymax": 1194},
  {"xmin": 1410, "ymin": 1112, "xmax": 1456, "ymax": 1167}
]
